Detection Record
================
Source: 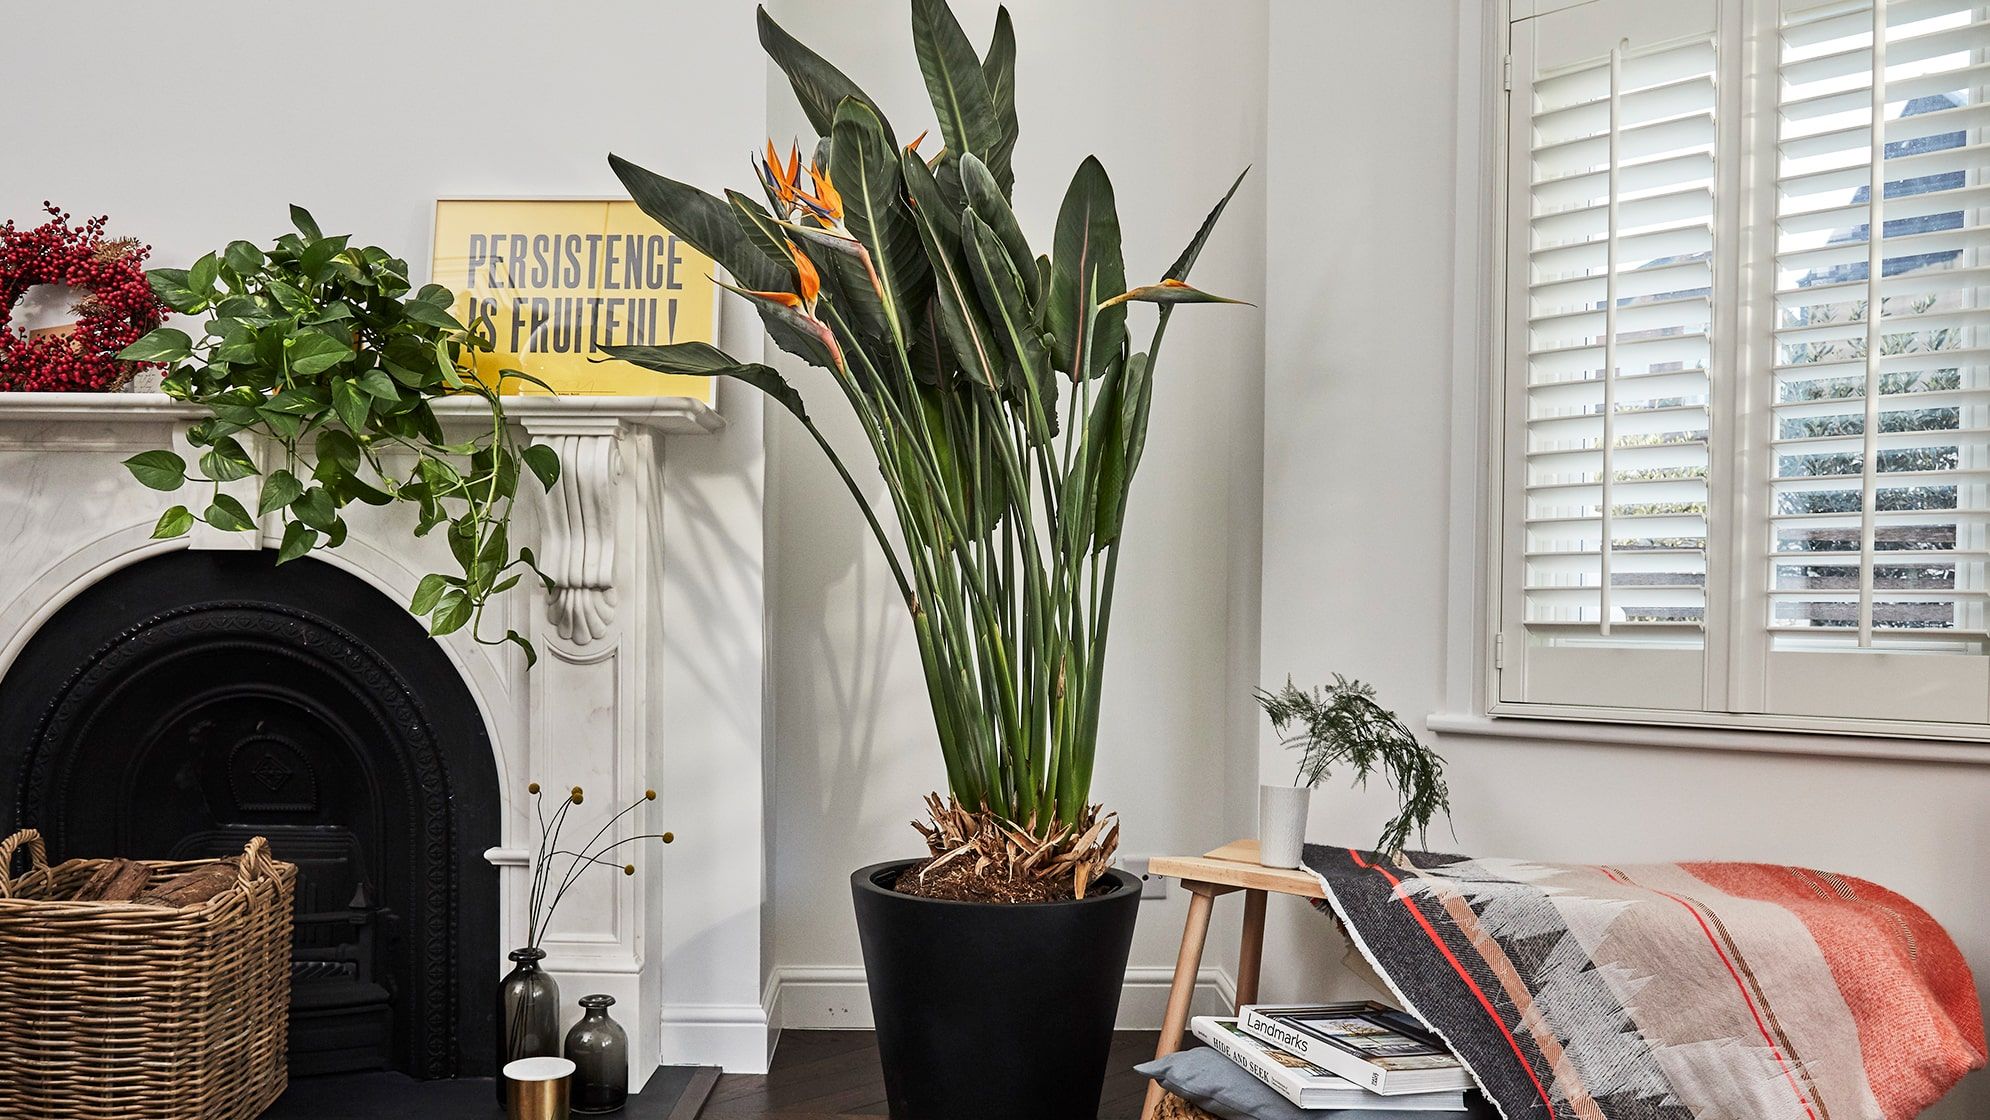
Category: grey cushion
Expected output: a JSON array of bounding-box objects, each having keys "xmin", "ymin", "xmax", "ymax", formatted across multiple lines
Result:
[{"xmin": 1135, "ymin": 1046, "xmax": 1480, "ymax": 1120}]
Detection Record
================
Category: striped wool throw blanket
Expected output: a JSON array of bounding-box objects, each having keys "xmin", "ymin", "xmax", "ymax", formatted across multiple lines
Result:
[{"xmin": 1304, "ymin": 845, "xmax": 1986, "ymax": 1120}]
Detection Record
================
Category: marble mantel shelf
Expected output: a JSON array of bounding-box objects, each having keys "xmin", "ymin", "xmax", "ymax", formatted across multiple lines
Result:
[{"xmin": 0, "ymin": 391, "xmax": 725, "ymax": 434}]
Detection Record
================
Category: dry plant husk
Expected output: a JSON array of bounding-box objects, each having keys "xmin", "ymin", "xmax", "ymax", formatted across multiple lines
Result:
[{"xmin": 899, "ymin": 793, "xmax": 1121, "ymax": 903}]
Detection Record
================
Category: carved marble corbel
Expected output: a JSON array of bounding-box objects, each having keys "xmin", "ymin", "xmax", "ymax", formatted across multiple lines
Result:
[{"xmin": 535, "ymin": 430, "xmax": 621, "ymax": 647}]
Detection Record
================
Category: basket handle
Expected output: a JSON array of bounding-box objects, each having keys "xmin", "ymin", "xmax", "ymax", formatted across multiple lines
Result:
[
  {"xmin": 0, "ymin": 829, "xmax": 48, "ymax": 899},
  {"xmin": 237, "ymin": 836, "xmax": 280, "ymax": 886}
]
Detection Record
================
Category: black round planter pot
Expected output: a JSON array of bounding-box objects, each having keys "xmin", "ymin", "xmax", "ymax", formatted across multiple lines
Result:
[{"xmin": 851, "ymin": 860, "xmax": 1140, "ymax": 1120}]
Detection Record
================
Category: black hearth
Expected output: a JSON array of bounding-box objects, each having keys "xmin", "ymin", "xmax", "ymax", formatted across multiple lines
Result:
[{"xmin": 0, "ymin": 550, "xmax": 500, "ymax": 1079}]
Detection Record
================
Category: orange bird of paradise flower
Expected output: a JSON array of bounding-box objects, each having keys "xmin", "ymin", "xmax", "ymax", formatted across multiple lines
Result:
[
  {"xmin": 733, "ymin": 240, "xmax": 820, "ymax": 311},
  {"xmin": 758, "ymin": 138, "xmax": 843, "ymax": 224}
]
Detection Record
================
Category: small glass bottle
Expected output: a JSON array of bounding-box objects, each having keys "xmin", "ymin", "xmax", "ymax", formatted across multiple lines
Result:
[
  {"xmin": 565, "ymin": 993, "xmax": 630, "ymax": 1113},
  {"xmin": 496, "ymin": 947, "xmax": 562, "ymax": 1106}
]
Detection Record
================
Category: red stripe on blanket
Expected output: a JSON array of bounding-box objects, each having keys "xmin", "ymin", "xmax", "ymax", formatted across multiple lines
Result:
[
  {"xmin": 1347, "ymin": 848, "xmax": 1558, "ymax": 1119},
  {"xmin": 1683, "ymin": 862, "xmax": 1989, "ymax": 1120},
  {"xmin": 1600, "ymin": 866, "xmax": 1820, "ymax": 1120}
]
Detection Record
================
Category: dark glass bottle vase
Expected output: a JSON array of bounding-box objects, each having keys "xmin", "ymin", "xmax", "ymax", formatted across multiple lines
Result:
[
  {"xmin": 496, "ymin": 947, "xmax": 562, "ymax": 1107},
  {"xmin": 565, "ymin": 994, "xmax": 630, "ymax": 1113}
]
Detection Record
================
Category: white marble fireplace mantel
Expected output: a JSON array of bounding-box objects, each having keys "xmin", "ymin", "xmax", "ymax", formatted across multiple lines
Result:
[{"xmin": 0, "ymin": 389, "xmax": 771, "ymax": 1081}]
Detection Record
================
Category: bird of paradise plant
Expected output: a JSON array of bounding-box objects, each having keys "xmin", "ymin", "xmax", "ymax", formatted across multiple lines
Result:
[{"xmin": 604, "ymin": 1, "xmax": 1247, "ymax": 898}]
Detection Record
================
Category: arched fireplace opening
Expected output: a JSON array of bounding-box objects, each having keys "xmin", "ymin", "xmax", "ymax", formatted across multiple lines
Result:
[{"xmin": 0, "ymin": 549, "xmax": 500, "ymax": 1080}]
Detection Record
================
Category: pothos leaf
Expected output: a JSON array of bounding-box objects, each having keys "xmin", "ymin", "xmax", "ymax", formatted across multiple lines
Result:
[
  {"xmin": 258, "ymin": 468, "xmax": 305, "ymax": 516},
  {"xmin": 409, "ymin": 572, "xmax": 451, "ymax": 616},
  {"xmin": 429, "ymin": 590, "xmax": 472, "ymax": 636},
  {"xmin": 152, "ymin": 505, "xmax": 194, "ymax": 539},
  {"xmin": 504, "ymin": 630, "xmax": 538, "ymax": 670},
  {"xmin": 123, "ymin": 450, "xmax": 187, "ymax": 491},
  {"xmin": 276, "ymin": 520, "xmax": 318, "ymax": 565},
  {"xmin": 204, "ymin": 493, "xmax": 255, "ymax": 532},
  {"xmin": 522, "ymin": 444, "xmax": 562, "ymax": 492}
]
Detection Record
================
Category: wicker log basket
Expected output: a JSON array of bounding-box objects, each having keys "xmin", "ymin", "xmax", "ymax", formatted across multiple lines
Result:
[
  {"xmin": 1154, "ymin": 1090, "xmax": 1222, "ymax": 1119},
  {"xmin": 0, "ymin": 829, "xmax": 295, "ymax": 1119}
]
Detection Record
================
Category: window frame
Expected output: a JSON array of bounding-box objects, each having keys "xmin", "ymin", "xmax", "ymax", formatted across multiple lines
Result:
[{"xmin": 1474, "ymin": 0, "xmax": 1990, "ymax": 746}]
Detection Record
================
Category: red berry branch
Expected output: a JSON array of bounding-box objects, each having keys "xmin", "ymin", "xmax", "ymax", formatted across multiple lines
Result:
[{"xmin": 0, "ymin": 204, "xmax": 166, "ymax": 392}]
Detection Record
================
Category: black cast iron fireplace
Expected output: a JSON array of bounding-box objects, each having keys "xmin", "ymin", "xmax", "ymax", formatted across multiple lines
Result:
[{"xmin": 0, "ymin": 550, "xmax": 500, "ymax": 1079}]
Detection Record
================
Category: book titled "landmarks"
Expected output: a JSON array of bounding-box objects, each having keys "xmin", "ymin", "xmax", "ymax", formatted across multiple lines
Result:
[
  {"xmin": 1238, "ymin": 1001, "xmax": 1475, "ymax": 1096},
  {"xmin": 1190, "ymin": 1017, "xmax": 1470, "ymax": 1111}
]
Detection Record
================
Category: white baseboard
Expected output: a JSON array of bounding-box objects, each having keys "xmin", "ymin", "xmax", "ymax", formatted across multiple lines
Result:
[
  {"xmin": 763, "ymin": 964, "xmax": 1237, "ymax": 1033},
  {"xmin": 658, "ymin": 999, "xmax": 774, "ymax": 1075}
]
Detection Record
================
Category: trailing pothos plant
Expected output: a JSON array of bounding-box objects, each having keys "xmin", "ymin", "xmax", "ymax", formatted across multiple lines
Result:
[
  {"xmin": 117, "ymin": 207, "xmax": 561, "ymax": 665},
  {"xmin": 602, "ymin": 1, "xmax": 1248, "ymax": 899}
]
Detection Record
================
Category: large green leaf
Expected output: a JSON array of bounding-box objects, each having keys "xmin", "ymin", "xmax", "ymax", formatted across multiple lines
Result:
[
  {"xmin": 1167, "ymin": 166, "xmax": 1250, "ymax": 282},
  {"xmin": 725, "ymin": 190, "xmax": 796, "ymax": 272},
  {"xmin": 959, "ymin": 154, "xmax": 1037, "ymax": 305},
  {"xmin": 1097, "ymin": 350, "xmax": 1151, "ymax": 548},
  {"xmin": 910, "ymin": 0, "xmax": 1003, "ymax": 180},
  {"xmin": 757, "ymin": 5, "xmax": 890, "ymax": 142},
  {"xmin": 605, "ymin": 343, "xmax": 811, "ymax": 424},
  {"xmin": 981, "ymin": 6, "xmax": 1019, "ymax": 193},
  {"xmin": 830, "ymin": 98, "xmax": 930, "ymax": 338},
  {"xmin": 608, "ymin": 154, "xmax": 793, "ymax": 295},
  {"xmin": 961, "ymin": 211, "xmax": 1052, "ymax": 429},
  {"xmin": 902, "ymin": 151, "xmax": 1004, "ymax": 393},
  {"xmin": 1044, "ymin": 156, "xmax": 1126, "ymax": 380}
]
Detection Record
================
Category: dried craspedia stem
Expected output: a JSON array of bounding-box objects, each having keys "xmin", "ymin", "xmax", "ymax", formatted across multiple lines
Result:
[{"xmin": 910, "ymin": 793, "xmax": 1121, "ymax": 900}]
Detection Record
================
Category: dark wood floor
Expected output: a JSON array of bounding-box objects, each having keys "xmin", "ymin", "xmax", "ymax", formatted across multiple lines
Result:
[{"xmin": 702, "ymin": 1029, "xmax": 1160, "ymax": 1119}]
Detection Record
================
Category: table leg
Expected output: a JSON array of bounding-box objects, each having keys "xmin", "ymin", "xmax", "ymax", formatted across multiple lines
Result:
[
  {"xmin": 1235, "ymin": 888, "xmax": 1266, "ymax": 1010},
  {"xmin": 1143, "ymin": 884, "xmax": 1217, "ymax": 1120}
]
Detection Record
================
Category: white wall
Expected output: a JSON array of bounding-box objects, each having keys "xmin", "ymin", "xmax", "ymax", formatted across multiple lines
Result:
[
  {"xmin": 1, "ymin": 0, "xmax": 776, "ymax": 1071},
  {"xmin": 1259, "ymin": 3, "xmax": 1988, "ymax": 1116},
  {"xmin": 8, "ymin": 1, "xmax": 1983, "ymax": 1104},
  {"xmin": 759, "ymin": 0, "xmax": 1270, "ymax": 1026}
]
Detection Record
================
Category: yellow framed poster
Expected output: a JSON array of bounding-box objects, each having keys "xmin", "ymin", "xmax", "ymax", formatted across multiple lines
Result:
[{"xmin": 430, "ymin": 198, "xmax": 720, "ymax": 400}]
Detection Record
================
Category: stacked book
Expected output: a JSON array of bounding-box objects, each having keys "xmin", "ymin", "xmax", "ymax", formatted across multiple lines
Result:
[{"xmin": 1189, "ymin": 1000, "xmax": 1474, "ymax": 1111}]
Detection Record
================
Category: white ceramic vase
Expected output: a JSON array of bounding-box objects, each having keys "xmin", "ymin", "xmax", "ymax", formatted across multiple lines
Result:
[{"xmin": 1257, "ymin": 783, "xmax": 1312, "ymax": 869}]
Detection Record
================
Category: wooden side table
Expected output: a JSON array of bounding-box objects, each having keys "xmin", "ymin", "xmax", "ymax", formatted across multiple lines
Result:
[{"xmin": 1139, "ymin": 839, "xmax": 1326, "ymax": 1120}]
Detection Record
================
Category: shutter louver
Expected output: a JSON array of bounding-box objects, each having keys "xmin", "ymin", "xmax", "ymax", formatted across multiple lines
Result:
[
  {"xmin": 1771, "ymin": 0, "xmax": 1990, "ymax": 654},
  {"xmin": 1521, "ymin": 36, "xmax": 1717, "ymax": 638}
]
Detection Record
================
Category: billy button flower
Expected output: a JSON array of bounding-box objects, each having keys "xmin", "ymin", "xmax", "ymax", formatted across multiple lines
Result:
[{"xmin": 521, "ymin": 778, "xmax": 679, "ymax": 950}]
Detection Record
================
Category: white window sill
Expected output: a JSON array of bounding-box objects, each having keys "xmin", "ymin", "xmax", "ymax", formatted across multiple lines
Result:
[{"xmin": 1424, "ymin": 712, "xmax": 1990, "ymax": 767}]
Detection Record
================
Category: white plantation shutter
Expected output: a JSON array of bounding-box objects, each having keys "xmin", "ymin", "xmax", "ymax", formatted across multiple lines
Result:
[
  {"xmin": 1759, "ymin": 0, "xmax": 1990, "ymax": 721},
  {"xmin": 1503, "ymin": 0, "xmax": 1720, "ymax": 708},
  {"xmin": 1496, "ymin": 0, "xmax": 1990, "ymax": 732}
]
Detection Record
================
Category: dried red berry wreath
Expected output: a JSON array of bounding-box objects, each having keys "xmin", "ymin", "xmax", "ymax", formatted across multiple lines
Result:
[{"xmin": 0, "ymin": 204, "xmax": 165, "ymax": 392}]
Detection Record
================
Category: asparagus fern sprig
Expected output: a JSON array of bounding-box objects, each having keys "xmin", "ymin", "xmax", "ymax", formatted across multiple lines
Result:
[{"xmin": 1256, "ymin": 675, "xmax": 1452, "ymax": 857}]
